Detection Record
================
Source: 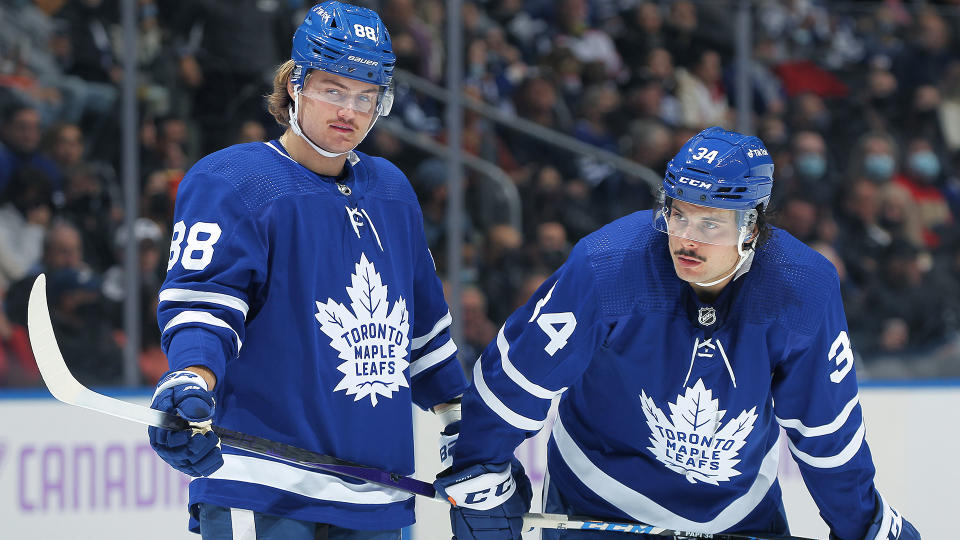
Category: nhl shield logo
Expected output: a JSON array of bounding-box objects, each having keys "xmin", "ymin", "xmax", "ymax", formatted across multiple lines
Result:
[{"xmin": 698, "ymin": 307, "xmax": 716, "ymax": 326}]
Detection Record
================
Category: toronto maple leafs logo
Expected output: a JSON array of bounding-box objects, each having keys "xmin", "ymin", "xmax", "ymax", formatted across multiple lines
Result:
[
  {"xmin": 315, "ymin": 253, "xmax": 410, "ymax": 406},
  {"xmin": 640, "ymin": 379, "xmax": 757, "ymax": 485}
]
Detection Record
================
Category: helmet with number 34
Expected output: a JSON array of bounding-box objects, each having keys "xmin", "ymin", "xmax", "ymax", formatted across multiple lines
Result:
[{"xmin": 654, "ymin": 126, "xmax": 774, "ymax": 247}]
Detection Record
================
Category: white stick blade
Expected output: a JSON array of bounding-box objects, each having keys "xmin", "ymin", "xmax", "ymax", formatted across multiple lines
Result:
[{"xmin": 27, "ymin": 273, "xmax": 180, "ymax": 429}]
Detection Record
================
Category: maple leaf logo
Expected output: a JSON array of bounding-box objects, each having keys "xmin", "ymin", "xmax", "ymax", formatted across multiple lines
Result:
[
  {"xmin": 315, "ymin": 253, "xmax": 410, "ymax": 406},
  {"xmin": 640, "ymin": 379, "xmax": 757, "ymax": 485}
]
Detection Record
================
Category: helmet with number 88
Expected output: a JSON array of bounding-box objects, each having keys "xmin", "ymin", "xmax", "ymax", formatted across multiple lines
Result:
[{"xmin": 291, "ymin": 2, "xmax": 395, "ymax": 117}]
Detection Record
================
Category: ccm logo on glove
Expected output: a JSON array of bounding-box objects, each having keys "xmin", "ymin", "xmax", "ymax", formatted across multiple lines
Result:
[{"xmin": 442, "ymin": 464, "xmax": 516, "ymax": 510}]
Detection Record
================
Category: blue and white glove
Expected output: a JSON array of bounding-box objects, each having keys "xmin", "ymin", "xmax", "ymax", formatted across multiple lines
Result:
[
  {"xmin": 148, "ymin": 370, "xmax": 223, "ymax": 477},
  {"xmin": 434, "ymin": 458, "xmax": 533, "ymax": 540},
  {"xmin": 435, "ymin": 397, "xmax": 462, "ymax": 470},
  {"xmin": 440, "ymin": 421, "xmax": 459, "ymax": 470},
  {"xmin": 858, "ymin": 496, "xmax": 920, "ymax": 540}
]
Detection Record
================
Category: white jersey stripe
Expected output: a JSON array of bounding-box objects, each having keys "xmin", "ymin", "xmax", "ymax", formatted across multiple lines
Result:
[
  {"xmin": 473, "ymin": 359, "xmax": 545, "ymax": 431},
  {"xmin": 411, "ymin": 312, "xmax": 452, "ymax": 350},
  {"xmin": 497, "ymin": 325, "xmax": 566, "ymax": 400},
  {"xmin": 786, "ymin": 422, "xmax": 865, "ymax": 469},
  {"xmin": 163, "ymin": 311, "xmax": 243, "ymax": 353},
  {"xmin": 776, "ymin": 394, "xmax": 860, "ymax": 437},
  {"xmin": 159, "ymin": 288, "xmax": 250, "ymax": 318},
  {"xmin": 230, "ymin": 508, "xmax": 256, "ymax": 540},
  {"xmin": 552, "ymin": 412, "xmax": 779, "ymax": 532},
  {"xmin": 409, "ymin": 339, "xmax": 457, "ymax": 377},
  {"xmin": 206, "ymin": 454, "xmax": 413, "ymax": 505}
]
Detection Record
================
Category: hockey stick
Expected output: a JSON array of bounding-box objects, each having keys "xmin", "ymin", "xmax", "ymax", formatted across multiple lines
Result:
[
  {"xmin": 27, "ymin": 274, "xmax": 438, "ymax": 498},
  {"xmin": 27, "ymin": 275, "xmax": 813, "ymax": 539}
]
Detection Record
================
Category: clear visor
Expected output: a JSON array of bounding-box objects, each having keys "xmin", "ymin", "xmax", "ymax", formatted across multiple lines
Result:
[
  {"xmin": 653, "ymin": 196, "xmax": 757, "ymax": 246},
  {"xmin": 300, "ymin": 74, "xmax": 383, "ymax": 114}
]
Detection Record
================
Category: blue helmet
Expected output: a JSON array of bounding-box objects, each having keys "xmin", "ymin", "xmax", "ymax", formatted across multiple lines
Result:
[
  {"xmin": 662, "ymin": 126, "xmax": 773, "ymax": 212},
  {"xmin": 291, "ymin": 2, "xmax": 395, "ymax": 114}
]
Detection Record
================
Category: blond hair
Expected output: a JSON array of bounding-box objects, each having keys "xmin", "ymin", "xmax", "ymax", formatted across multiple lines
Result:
[{"xmin": 266, "ymin": 60, "xmax": 296, "ymax": 128}]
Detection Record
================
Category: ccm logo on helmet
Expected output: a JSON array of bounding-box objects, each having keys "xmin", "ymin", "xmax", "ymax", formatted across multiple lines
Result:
[
  {"xmin": 348, "ymin": 56, "xmax": 379, "ymax": 66},
  {"xmin": 678, "ymin": 176, "xmax": 712, "ymax": 189}
]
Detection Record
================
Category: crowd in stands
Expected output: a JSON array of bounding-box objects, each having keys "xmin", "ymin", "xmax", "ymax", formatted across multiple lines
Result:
[{"xmin": 1, "ymin": 0, "xmax": 959, "ymax": 387}]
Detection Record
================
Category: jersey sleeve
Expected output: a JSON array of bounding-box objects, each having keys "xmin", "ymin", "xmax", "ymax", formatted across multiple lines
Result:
[
  {"xmin": 454, "ymin": 243, "xmax": 608, "ymax": 468},
  {"xmin": 771, "ymin": 276, "xmax": 888, "ymax": 540},
  {"xmin": 407, "ymin": 240, "xmax": 468, "ymax": 410},
  {"xmin": 157, "ymin": 170, "xmax": 268, "ymax": 385}
]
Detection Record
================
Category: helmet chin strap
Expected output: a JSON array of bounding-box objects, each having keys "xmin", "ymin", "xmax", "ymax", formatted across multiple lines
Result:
[
  {"xmin": 694, "ymin": 229, "xmax": 757, "ymax": 288},
  {"xmin": 287, "ymin": 89, "xmax": 383, "ymax": 159}
]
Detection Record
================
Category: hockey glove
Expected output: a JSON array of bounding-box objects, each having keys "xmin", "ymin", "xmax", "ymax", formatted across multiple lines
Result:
[
  {"xmin": 858, "ymin": 497, "xmax": 921, "ymax": 540},
  {"xmin": 434, "ymin": 458, "xmax": 533, "ymax": 540},
  {"xmin": 148, "ymin": 370, "xmax": 223, "ymax": 477},
  {"xmin": 434, "ymin": 398, "xmax": 462, "ymax": 470},
  {"xmin": 440, "ymin": 421, "xmax": 459, "ymax": 469}
]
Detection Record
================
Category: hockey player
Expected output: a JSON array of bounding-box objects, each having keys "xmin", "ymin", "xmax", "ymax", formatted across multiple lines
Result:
[
  {"xmin": 435, "ymin": 127, "xmax": 920, "ymax": 539},
  {"xmin": 147, "ymin": 3, "xmax": 467, "ymax": 538}
]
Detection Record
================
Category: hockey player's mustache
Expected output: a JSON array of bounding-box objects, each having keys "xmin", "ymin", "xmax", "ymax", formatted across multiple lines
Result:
[{"xmin": 673, "ymin": 249, "xmax": 706, "ymax": 262}]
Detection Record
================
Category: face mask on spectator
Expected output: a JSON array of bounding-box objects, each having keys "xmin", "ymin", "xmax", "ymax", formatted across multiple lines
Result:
[
  {"xmin": 907, "ymin": 151, "xmax": 940, "ymax": 182},
  {"xmin": 795, "ymin": 153, "xmax": 826, "ymax": 179},
  {"xmin": 864, "ymin": 154, "xmax": 895, "ymax": 182}
]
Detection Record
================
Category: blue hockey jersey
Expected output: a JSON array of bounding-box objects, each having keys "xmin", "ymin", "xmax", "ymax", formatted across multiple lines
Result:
[
  {"xmin": 157, "ymin": 141, "xmax": 467, "ymax": 531},
  {"xmin": 454, "ymin": 210, "xmax": 897, "ymax": 539}
]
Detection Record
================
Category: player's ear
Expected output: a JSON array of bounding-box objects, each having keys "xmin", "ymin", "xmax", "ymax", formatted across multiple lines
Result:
[{"xmin": 287, "ymin": 78, "xmax": 295, "ymax": 100}]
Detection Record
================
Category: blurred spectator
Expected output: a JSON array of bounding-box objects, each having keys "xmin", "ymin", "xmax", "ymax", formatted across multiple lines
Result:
[
  {"xmin": 0, "ymin": 166, "xmax": 53, "ymax": 289},
  {"xmin": 848, "ymin": 131, "xmax": 899, "ymax": 185},
  {"xmin": 0, "ymin": 2, "xmax": 116, "ymax": 126},
  {"xmin": 675, "ymin": 48, "xmax": 731, "ymax": 130},
  {"xmin": 733, "ymin": 35, "xmax": 786, "ymax": 118},
  {"xmin": 788, "ymin": 92, "xmax": 833, "ymax": 135},
  {"xmin": 502, "ymin": 75, "xmax": 577, "ymax": 179},
  {"xmin": 895, "ymin": 136, "xmax": 954, "ymax": 247},
  {"xmin": 0, "ymin": 285, "xmax": 37, "ymax": 387},
  {"xmin": 572, "ymin": 84, "xmax": 621, "ymax": 193},
  {"xmin": 513, "ymin": 271, "xmax": 549, "ymax": 313},
  {"xmin": 3, "ymin": 219, "xmax": 87, "ymax": 328},
  {"xmin": 939, "ymin": 61, "xmax": 960, "ymax": 152},
  {"xmin": 527, "ymin": 221, "xmax": 569, "ymax": 273},
  {"xmin": 141, "ymin": 170, "xmax": 177, "ymax": 227},
  {"xmin": 879, "ymin": 181, "xmax": 925, "ymax": 249},
  {"xmin": 551, "ymin": 0, "xmax": 624, "ymax": 82},
  {"xmin": 479, "ymin": 224, "xmax": 527, "ymax": 324},
  {"xmin": 893, "ymin": 8, "xmax": 957, "ymax": 101},
  {"xmin": 141, "ymin": 115, "xmax": 190, "ymax": 178},
  {"xmin": 851, "ymin": 59, "xmax": 902, "ymax": 137},
  {"xmin": 101, "ymin": 218, "xmax": 165, "ymax": 383},
  {"xmin": 383, "ymin": 0, "xmax": 443, "ymax": 82},
  {"xmin": 167, "ymin": 0, "xmax": 294, "ymax": 154},
  {"xmin": 0, "ymin": 103, "xmax": 61, "ymax": 197},
  {"xmin": 61, "ymin": 163, "xmax": 116, "ymax": 271},
  {"xmin": 616, "ymin": 2, "xmax": 665, "ymax": 76},
  {"xmin": 456, "ymin": 285, "xmax": 497, "ymax": 371},
  {"xmin": 663, "ymin": 0, "xmax": 705, "ymax": 68},
  {"xmin": 57, "ymin": 0, "xmax": 121, "ymax": 85},
  {"xmin": 47, "ymin": 267, "xmax": 122, "ymax": 386},
  {"xmin": 776, "ymin": 195, "xmax": 821, "ymax": 244},
  {"xmin": 42, "ymin": 122, "xmax": 84, "ymax": 174},
  {"xmin": 783, "ymin": 130, "xmax": 837, "ymax": 205},
  {"xmin": 623, "ymin": 119, "xmax": 673, "ymax": 176},
  {"xmin": 835, "ymin": 177, "xmax": 891, "ymax": 285},
  {"xmin": 235, "ymin": 120, "xmax": 268, "ymax": 144},
  {"xmin": 855, "ymin": 239, "xmax": 951, "ymax": 357}
]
